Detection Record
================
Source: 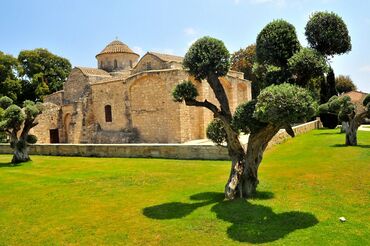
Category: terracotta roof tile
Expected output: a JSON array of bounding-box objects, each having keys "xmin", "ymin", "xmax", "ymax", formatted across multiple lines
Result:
[
  {"xmin": 96, "ymin": 40, "xmax": 139, "ymax": 57},
  {"xmin": 76, "ymin": 67, "xmax": 112, "ymax": 77},
  {"xmin": 148, "ymin": 52, "xmax": 183, "ymax": 63}
]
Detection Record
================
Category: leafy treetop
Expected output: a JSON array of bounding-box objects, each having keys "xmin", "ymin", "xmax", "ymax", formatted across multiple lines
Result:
[
  {"xmin": 256, "ymin": 19, "xmax": 301, "ymax": 67},
  {"xmin": 183, "ymin": 36, "xmax": 230, "ymax": 81},
  {"xmin": 305, "ymin": 11, "xmax": 351, "ymax": 56},
  {"xmin": 335, "ymin": 75, "xmax": 356, "ymax": 94}
]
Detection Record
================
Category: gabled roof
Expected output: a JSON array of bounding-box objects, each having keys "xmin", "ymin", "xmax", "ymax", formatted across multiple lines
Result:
[
  {"xmin": 147, "ymin": 52, "xmax": 183, "ymax": 63},
  {"xmin": 96, "ymin": 40, "xmax": 139, "ymax": 57},
  {"xmin": 343, "ymin": 91, "xmax": 368, "ymax": 104},
  {"xmin": 75, "ymin": 67, "xmax": 112, "ymax": 77}
]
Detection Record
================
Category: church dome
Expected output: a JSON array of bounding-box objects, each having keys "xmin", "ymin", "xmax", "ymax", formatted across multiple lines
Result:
[
  {"xmin": 96, "ymin": 40, "xmax": 139, "ymax": 58},
  {"xmin": 96, "ymin": 40, "xmax": 140, "ymax": 72}
]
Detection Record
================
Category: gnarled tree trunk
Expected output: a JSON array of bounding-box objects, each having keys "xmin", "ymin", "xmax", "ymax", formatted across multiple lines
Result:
[
  {"xmin": 241, "ymin": 124, "xmax": 280, "ymax": 198},
  {"xmin": 345, "ymin": 111, "xmax": 367, "ymax": 146},
  {"xmin": 341, "ymin": 121, "xmax": 349, "ymax": 133},
  {"xmin": 224, "ymin": 124, "xmax": 281, "ymax": 199},
  {"xmin": 12, "ymin": 141, "xmax": 30, "ymax": 164}
]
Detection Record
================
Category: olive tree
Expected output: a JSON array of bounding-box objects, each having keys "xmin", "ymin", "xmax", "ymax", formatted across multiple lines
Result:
[
  {"xmin": 256, "ymin": 20, "xmax": 300, "ymax": 68},
  {"xmin": 173, "ymin": 36, "xmax": 316, "ymax": 199},
  {"xmin": 288, "ymin": 48, "xmax": 328, "ymax": 87},
  {"xmin": 0, "ymin": 96, "xmax": 41, "ymax": 163},
  {"xmin": 319, "ymin": 95, "xmax": 370, "ymax": 146},
  {"xmin": 305, "ymin": 11, "xmax": 352, "ymax": 127},
  {"xmin": 305, "ymin": 12, "xmax": 351, "ymax": 57}
]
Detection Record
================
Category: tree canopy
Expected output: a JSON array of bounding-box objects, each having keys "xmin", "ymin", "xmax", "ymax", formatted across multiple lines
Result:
[
  {"xmin": 0, "ymin": 96, "xmax": 41, "ymax": 163},
  {"xmin": 183, "ymin": 36, "xmax": 230, "ymax": 81},
  {"xmin": 288, "ymin": 48, "xmax": 328, "ymax": 87},
  {"xmin": 0, "ymin": 52, "xmax": 22, "ymax": 102},
  {"xmin": 18, "ymin": 48, "xmax": 72, "ymax": 101},
  {"xmin": 305, "ymin": 11, "xmax": 352, "ymax": 56},
  {"xmin": 256, "ymin": 19, "xmax": 300, "ymax": 67},
  {"xmin": 335, "ymin": 75, "xmax": 356, "ymax": 94}
]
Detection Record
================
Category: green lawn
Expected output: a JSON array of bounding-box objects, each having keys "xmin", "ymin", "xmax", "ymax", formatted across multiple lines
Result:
[{"xmin": 0, "ymin": 129, "xmax": 369, "ymax": 245}]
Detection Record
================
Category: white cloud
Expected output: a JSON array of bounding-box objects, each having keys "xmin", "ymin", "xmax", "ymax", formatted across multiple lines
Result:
[
  {"xmin": 132, "ymin": 46, "xmax": 145, "ymax": 56},
  {"xmin": 360, "ymin": 65, "xmax": 370, "ymax": 73},
  {"xmin": 184, "ymin": 27, "xmax": 197, "ymax": 36},
  {"xmin": 234, "ymin": 0, "xmax": 241, "ymax": 4}
]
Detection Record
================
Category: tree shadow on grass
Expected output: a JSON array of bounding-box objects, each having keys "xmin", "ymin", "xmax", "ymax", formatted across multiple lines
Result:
[
  {"xmin": 143, "ymin": 191, "xmax": 318, "ymax": 244},
  {"xmin": 330, "ymin": 144, "xmax": 370, "ymax": 148},
  {"xmin": 0, "ymin": 162, "xmax": 18, "ymax": 168}
]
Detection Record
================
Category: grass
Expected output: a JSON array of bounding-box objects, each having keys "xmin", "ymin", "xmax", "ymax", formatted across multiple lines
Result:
[{"xmin": 0, "ymin": 129, "xmax": 369, "ymax": 245}]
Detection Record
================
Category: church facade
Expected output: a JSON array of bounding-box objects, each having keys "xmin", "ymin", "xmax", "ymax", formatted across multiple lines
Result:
[{"xmin": 32, "ymin": 40, "xmax": 252, "ymax": 143}]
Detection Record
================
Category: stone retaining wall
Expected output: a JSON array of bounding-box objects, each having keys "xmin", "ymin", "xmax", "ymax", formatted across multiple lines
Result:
[{"xmin": 0, "ymin": 120, "xmax": 319, "ymax": 160}]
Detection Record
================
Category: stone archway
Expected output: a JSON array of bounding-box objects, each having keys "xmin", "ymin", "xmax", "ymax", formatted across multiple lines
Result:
[{"xmin": 63, "ymin": 113, "xmax": 72, "ymax": 143}]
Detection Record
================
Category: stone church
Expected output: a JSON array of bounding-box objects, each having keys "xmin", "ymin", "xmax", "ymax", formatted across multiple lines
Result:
[{"xmin": 32, "ymin": 40, "xmax": 252, "ymax": 143}]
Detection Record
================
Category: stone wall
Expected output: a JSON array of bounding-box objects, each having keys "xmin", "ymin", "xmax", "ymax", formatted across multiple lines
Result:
[
  {"xmin": 266, "ymin": 120, "xmax": 321, "ymax": 149},
  {"xmin": 30, "ymin": 103, "xmax": 62, "ymax": 143},
  {"xmin": 132, "ymin": 54, "xmax": 166, "ymax": 74},
  {"xmin": 127, "ymin": 70, "xmax": 184, "ymax": 143},
  {"xmin": 44, "ymin": 91, "xmax": 64, "ymax": 106},
  {"xmin": 2, "ymin": 120, "xmax": 320, "ymax": 160},
  {"xmin": 90, "ymin": 80, "xmax": 129, "ymax": 132},
  {"xmin": 63, "ymin": 69, "xmax": 89, "ymax": 103}
]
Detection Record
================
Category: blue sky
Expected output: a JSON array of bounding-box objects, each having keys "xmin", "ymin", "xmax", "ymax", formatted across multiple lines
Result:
[{"xmin": 1, "ymin": 0, "xmax": 369, "ymax": 92}]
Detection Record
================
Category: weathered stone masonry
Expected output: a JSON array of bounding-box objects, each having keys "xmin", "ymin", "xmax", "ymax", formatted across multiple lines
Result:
[{"xmin": 31, "ymin": 40, "xmax": 252, "ymax": 143}]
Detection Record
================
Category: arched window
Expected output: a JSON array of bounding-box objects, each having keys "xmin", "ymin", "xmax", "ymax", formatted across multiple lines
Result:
[
  {"xmin": 105, "ymin": 105, "xmax": 112, "ymax": 122},
  {"xmin": 114, "ymin": 59, "xmax": 118, "ymax": 69},
  {"xmin": 100, "ymin": 61, "xmax": 103, "ymax": 68}
]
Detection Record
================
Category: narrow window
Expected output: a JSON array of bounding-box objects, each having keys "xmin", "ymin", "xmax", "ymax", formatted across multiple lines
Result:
[
  {"xmin": 105, "ymin": 105, "xmax": 112, "ymax": 122},
  {"xmin": 129, "ymin": 60, "xmax": 133, "ymax": 68},
  {"xmin": 114, "ymin": 59, "xmax": 118, "ymax": 69},
  {"xmin": 146, "ymin": 62, "xmax": 152, "ymax": 70},
  {"xmin": 100, "ymin": 61, "xmax": 103, "ymax": 68}
]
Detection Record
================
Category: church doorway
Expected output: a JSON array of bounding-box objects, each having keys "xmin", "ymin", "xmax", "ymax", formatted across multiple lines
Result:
[{"xmin": 49, "ymin": 129, "xmax": 60, "ymax": 143}]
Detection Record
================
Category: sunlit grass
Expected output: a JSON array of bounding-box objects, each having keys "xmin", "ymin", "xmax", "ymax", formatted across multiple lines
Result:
[{"xmin": 0, "ymin": 129, "xmax": 369, "ymax": 245}]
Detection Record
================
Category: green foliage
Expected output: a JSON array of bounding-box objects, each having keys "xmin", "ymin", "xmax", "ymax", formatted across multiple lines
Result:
[
  {"xmin": 321, "ymin": 95, "xmax": 356, "ymax": 123},
  {"xmin": 326, "ymin": 68, "xmax": 337, "ymax": 98},
  {"xmin": 288, "ymin": 48, "xmax": 328, "ymax": 87},
  {"xmin": 252, "ymin": 63, "xmax": 292, "ymax": 88},
  {"xmin": 0, "ymin": 52, "xmax": 22, "ymax": 102},
  {"xmin": 23, "ymin": 100, "xmax": 42, "ymax": 119},
  {"xmin": 206, "ymin": 119, "xmax": 227, "ymax": 145},
  {"xmin": 26, "ymin": 134, "xmax": 38, "ymax": 144},
  {"xmin": 256, "ymin": 19, "xmax": 300, "ymax": 67},
  {"xmin": 183, "ymin": 36, "xmax": 230, "ymax": 80},
  {"xmin": 254, "ymin": 83, "xmax": 317, "ymax": 125},
  {"xmin": 172, "ymin": 81, "xmax": 199, "ymax": 102},
  {"xmin": 0, "ymin": 96, "xmax": 13, "ymax": 109},
  {"xmin": 335, "ymin": 75, "xmax": 356, "ymax": 94},
  {"xmin": 0, "ymin": 105, "xmax": 25, "ymax": 130},
  {"xmin": 305, "ymin": 11, "xmax": 351, "ymax": 56},
  {"xmin": 363, "ymin": 94, "xmax": 370, "ymax": 107},
  {"xmin": 18, "ymin": 48, "xmax": 71, "ymax": 101},
  {"xmin": 232, "ymin": 100, "xmax": 267, "ymax": 134}
]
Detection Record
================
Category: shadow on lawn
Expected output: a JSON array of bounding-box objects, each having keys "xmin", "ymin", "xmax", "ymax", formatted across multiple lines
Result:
[
  {"xmin": 331, "ymin": 144, "xmax": 370, "ymax": 148},
  {"xmin": 143, "ymin": 192, "xmax": 318, "ymax": 244},
  {"xmin": 0, "ymin": 162, "xmax": 18, "ymax": 168}
]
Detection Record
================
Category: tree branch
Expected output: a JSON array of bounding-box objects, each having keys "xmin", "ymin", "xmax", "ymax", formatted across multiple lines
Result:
[
  {"xmin": 185, "ymin": 99, "xmax": 220, "ymax": 116},
  {"xmin": 207, "ymin": 73, "xmax": 232, "ymax": 120}
]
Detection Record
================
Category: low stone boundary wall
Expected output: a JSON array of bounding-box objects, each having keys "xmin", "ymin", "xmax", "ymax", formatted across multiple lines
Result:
[{"xmin": 0, "ymin": 120, "xmax": 319, "ymax": 160}]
